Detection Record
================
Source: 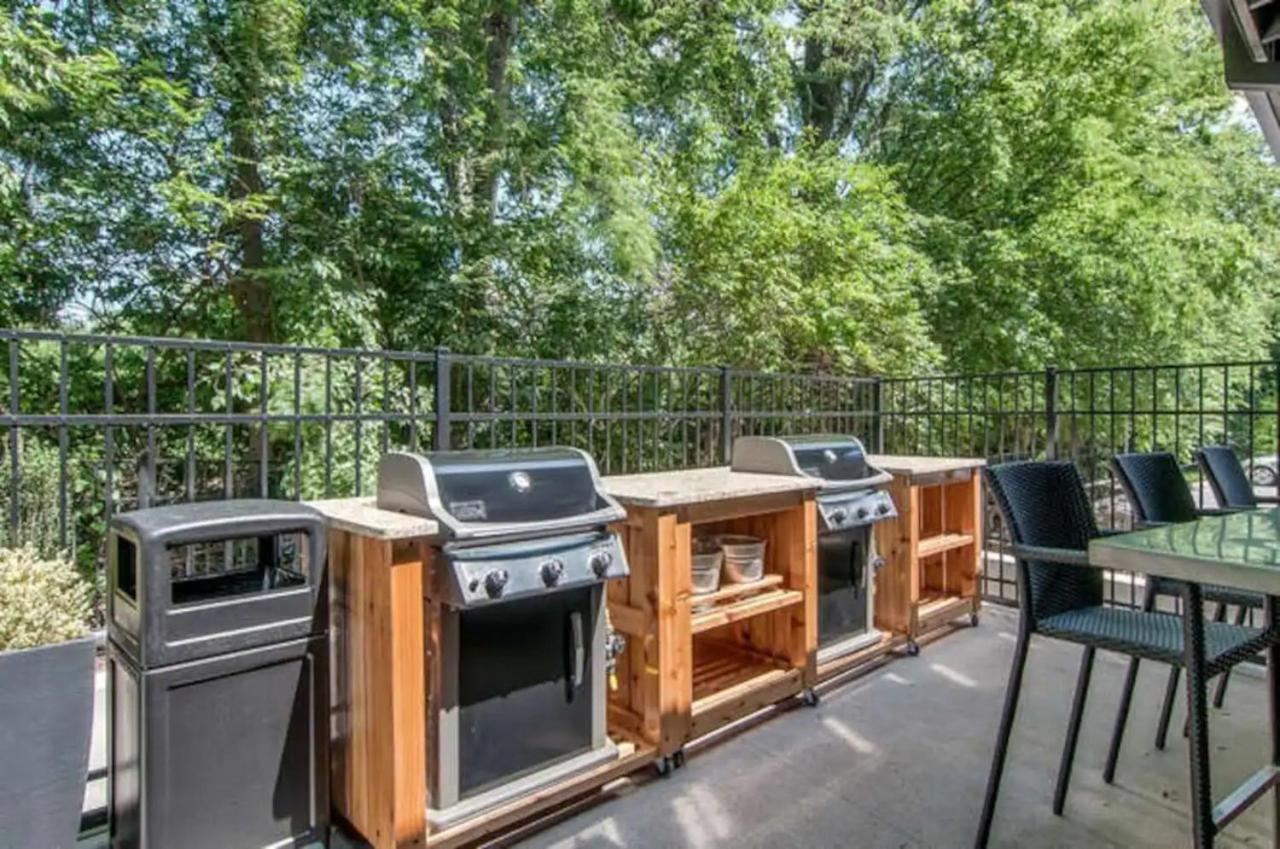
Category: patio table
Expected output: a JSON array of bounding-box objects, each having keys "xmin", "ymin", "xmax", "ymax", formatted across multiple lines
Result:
[{"xmin": 1091, "ymin": 509, "xmax": 1280, "ymax": 848}]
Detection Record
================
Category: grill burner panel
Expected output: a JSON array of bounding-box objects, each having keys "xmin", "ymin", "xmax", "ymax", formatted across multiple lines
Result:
[{"xmin": 438, "ymin": 531, "xmax": 626, "ymax": 607}]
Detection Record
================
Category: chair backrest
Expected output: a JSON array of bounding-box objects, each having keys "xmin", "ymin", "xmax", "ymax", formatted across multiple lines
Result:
[
  {"xmin": 1111, "ymin": 452, "xmax": 1198, "ymax": 525},
  {"xmin": 1195, "ymin": 445, "xmax": 1256, "ymax": 509},
  {"xmin": 984, "ymin": 461, "xmax": 1103, "ymax": 626}
]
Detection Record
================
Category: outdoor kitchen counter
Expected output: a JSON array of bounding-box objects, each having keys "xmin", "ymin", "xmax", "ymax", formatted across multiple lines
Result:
[
  {"xmin": 601, "ymin": 465, "xmax": 819, "ymax": 762},
  {"xmin": 603, "ymin": 466, "xmax": 820, "ymax": 509},
  {"xmin": 868, "ymin": 455, "xmax": 985, "ymax": 654}
]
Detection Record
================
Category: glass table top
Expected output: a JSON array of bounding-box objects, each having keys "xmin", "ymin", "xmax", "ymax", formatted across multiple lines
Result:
[{"xmin": 1089, "ymin": 508, "xmax": 1280, "ymax": 596}]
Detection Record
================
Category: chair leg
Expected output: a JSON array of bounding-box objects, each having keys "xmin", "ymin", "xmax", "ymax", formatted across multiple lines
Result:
[
  {"xmin": 1212, "ymin": 605, "xmax": 1248, "ymax": 709},
  {"xmin": 1105, "ymin": 584, "xmax": 1157, "ymax": 784},
  {"xmin": 974, "ymin": 630, "xmax": 1032, "ymax": 849},
  {"xmin": 1054, "ymin": 645, "xmax": 1096, "ymax": 816},
  {"xmin": 1264, "ymin": 597, "xmax": 1280, "ymax": 849},
  {"xmin": 1155, "ymin": 666, "xmax": 1180, "ymax": 751},
  {"xmin": 1103, "ymin": 656, "xmax": 1138, "ymax": 784}
]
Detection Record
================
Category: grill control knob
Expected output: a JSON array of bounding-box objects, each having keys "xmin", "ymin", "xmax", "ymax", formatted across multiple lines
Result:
[
  {"xmin": 876, "ymin": 502, "xmax": 890, "ymax": 515},
  {"xmin": 829, "ymin": 509, "xmax": 847, "ymax": 525},
  {"xmin": 590, "ymin": 550, "xmax": 614, "ymax": 577},
  {"xmin": 856, "ymin": 507, "xmax": 869, "ymax": 520},
  {"xmin": 540, "ymin": 558, "xmax": 565, "ymax": 586},
  {"xmin": 483, "ymin": 569, "xmax": 510, "ymax": 599}
]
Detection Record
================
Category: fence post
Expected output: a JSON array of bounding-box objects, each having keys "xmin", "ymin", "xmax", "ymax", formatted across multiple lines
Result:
[
  {"xmin": 1045, "ymin": 365, "xmax": 1059, "ymax": 460},
  {"xmin": 719, "ymin": 365, "xmax": 733, "ymax": 464},
  {"xmin": 873, "ymin": 377, "xmax": 885, "ymax": 454},
  {"xmin": 435, "ymin": 347, "xmax": 452, "ymax": 451}
]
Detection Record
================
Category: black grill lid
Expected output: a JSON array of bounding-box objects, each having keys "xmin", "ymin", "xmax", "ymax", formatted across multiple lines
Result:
[
  {"xmin": 377, "ymin": 448, "xmax": 625, "ymax": 540},
  {"xmin": 731, "ymin": 435, "xmax": 892, "ymax": 489}
]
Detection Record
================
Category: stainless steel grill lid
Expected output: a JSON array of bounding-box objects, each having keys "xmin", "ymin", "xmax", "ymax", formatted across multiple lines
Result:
[
  {"xmin": 731, "ymin": 435, "xmax": 891, "ymax": 489},
  {"xmin": 377, "ymin": 448, "xmax": 626, "ymax": 541},
  {"xmin": 731, "ymin": 435, "xmax": 896, "ymax": 531}
]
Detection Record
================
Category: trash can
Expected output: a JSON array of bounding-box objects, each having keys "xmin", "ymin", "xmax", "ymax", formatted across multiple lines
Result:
[{"xmin": 106, "ymin": 500, "xmax": 330, "ymax": 849}]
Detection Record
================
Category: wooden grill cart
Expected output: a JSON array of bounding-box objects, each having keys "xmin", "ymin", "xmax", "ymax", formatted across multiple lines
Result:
[
  {"xmin": 311, "ymin": 498, "xmax": 653, "ymax": 849},
  {"xmin": 601, "ymin": 469, "xmax": 820, "ymax": 769},
  {"xmin": 869, "ymin": 456, "xmax": 986, "ymax": 654}
]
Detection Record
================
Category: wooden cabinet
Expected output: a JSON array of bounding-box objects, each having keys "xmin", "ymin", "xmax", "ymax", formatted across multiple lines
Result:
[
  {"xmin": 603, "ymin": 469, "xmax": 819, "ymax": 763},
  {"xmin": 870, "ymin": 457, "xmax": 985, "ymax": 653}
]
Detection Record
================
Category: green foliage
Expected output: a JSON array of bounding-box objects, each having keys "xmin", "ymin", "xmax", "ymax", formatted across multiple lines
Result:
[
  {"xmin": 0, "ymin": 0, "xmax": 1276, "ymax": 377},
  {"xmin": 0, "ymin": 439, "xmax": 70, "ymax": 560},
  {"xmin": 0, "ymin": 545, "xmax": 93, "ymax": 650}
]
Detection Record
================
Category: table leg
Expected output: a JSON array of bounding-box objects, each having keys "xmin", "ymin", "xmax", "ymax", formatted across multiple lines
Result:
[
  {"xmin": 1267, "ymin": 595, "xmax": 1280, "ymax": 849},
  {"xmin": 1183, "ymin": 582, "xmax": 1214, "ymax": 849}
]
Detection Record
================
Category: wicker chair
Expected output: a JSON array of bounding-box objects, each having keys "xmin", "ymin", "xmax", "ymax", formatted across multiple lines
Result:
[
  {"xmin": 1195, "ymin": 445, "xmax": 1280, "ymax": 510},
  {"xmin": 1102, "ymin": 453, "xmax": 1261, "ymax": 785},
  {"xmin": 974, "ymin": 461, "xmax": 1272, "ymax": 849}
]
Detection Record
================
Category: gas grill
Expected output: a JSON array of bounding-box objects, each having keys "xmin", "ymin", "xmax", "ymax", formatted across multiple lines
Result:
[
  {"xmin": 376, "ymin": 448, "xmax": 629, "ymax": 828},
  {"xmin": 732, "ymin": 435, "xmax": 897, "ymax": 662}
]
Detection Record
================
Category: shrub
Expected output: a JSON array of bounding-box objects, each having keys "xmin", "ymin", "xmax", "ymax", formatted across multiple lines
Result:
[{"xmin": 0, "ymin": 546, "xmax": 93, "ymax": 652}]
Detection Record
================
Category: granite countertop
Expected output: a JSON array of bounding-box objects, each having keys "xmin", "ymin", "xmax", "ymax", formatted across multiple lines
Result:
[
  {"xmin": 306, "ymin": 497, "xmax": 440, "ymax": 540},
  {"xmin": 869, "ymin": 454, "xmax": 986, "ymax": 481},
  {"xmin": 603, "ymin": 466, "xmax": 820, "ymax": 508}
]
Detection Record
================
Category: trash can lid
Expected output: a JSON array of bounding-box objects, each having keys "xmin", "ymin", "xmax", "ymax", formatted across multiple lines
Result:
[{"xmin": 111, "ymin": 499, "xmax": 326, "ymax": 546}]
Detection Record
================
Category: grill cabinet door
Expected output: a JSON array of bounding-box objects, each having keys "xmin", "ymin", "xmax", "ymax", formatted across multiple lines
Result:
[
  {"xmin": 456, "ymin": 586, "xmax": 596, "ymax": 797},
  {"xmin": 817, "ymin": 529, "xmax": 870, "ymax": 646}
]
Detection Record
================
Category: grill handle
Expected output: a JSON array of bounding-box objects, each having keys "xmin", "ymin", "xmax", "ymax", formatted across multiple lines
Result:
[{"xmin": 568, "ymin": 610, "xmax": 585, "ymax": 691}]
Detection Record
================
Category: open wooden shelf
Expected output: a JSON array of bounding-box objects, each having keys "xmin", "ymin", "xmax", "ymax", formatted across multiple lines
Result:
[
  {"xmin": 689, "ymin": 641, "xmax": 801, "ymax": 736},
  {"xmin": 690, "ymin": 587, "xmax": 803, "ymax": 634},
  {"xmin": 916, "ymin": 593, "xmax": 975, "ymax": 626},
  {"xmin": 918, "ymin": 532, "xmax": 975, "ymax": 559},
  {"xmin": 692, "ymin": 573, "xmax": 783, "ymax": 606}
]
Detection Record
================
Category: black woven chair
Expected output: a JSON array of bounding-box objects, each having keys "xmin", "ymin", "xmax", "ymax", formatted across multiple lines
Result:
[
  {"xmin": 1102, "ymin": 453, "xmax": 1261, "ymax": 785},
  {"xmin": 1196, "ymin": 445, "xmax": 1280, "ymax": 510},
  {"xmin": 974, "ymin": 461, "xmax": 1272, "ymax": 849}
]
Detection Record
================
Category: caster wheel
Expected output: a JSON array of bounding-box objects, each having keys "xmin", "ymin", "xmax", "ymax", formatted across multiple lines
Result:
[
  {"xmin": 654, "ymin": 756, "xmax": 674, "ymax": 777},
  {"xmin": 802, "ymin": 688, "xmax": 821, "ymax": 708},
  {"xmin": 906, "ymin": 640, "xmax": 921, "ymax": 657},
  {"xmin": 970, "ymin": 612, "xmax": 981, "ymax": 628},
  {"xmin": 672, "ymin": 749, "xmax": 687, "ymax": 769}
]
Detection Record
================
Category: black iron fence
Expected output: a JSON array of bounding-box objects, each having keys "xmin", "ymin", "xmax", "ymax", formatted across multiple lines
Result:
[
  {"xmin": 2, "ymin": 328, "xmax": 1277, "ymax": 611},
  {"xmin": 881, "ymin": 363, "xmax": 1280, "ymax": 606},
  {"xmin": 0, "ymin": 329, "xmax": 880, "ymax": 578}
]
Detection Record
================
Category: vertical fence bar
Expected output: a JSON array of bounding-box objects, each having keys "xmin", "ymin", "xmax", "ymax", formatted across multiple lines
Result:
[
  {"xmin": 58, "ymin": 341, "xmax": 69, "ymax": 547},
  {"xmin": 435, "ymin": 348, "xmax": 452, "ymax": 451},
  {"xmin": 293, "ymin": 353, "xmax": 302, "ymax": 499},
  {"xmin": 259, "ymin": 350, "xmax": 269, "ymax": 498},
  {"xmin": 186, "ymin": 348, "xmax": 195, "ymax": 503},
  {"xmin": 1044, "ymin": 365, "xmax": 1059, "ymax": 460},
  {"xmin": 719, "ymin": 366, "xmax": 732, "ymax": 463},
  {"xmin": 873, "ymin": 376, "xmax": 885, "ymax": 453},
  {"xmin": 354, "ymin": 352, "xmax": 364, "ymax": 493},
  {"xmin": 104, "ymin": 343, "xmax": 115, "ymax": 524},
  {"xmin": 141, "ymin": 347, "xmax": 156, "ymax": 508},
  {"xmin": 8, "ymin": 338, "xmax": 19, "ymax": 538}
]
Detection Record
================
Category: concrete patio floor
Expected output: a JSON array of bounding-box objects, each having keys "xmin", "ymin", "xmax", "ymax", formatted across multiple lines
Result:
[{"xmin": 493, "ymin": 604, "xmax": 1274, "ymax": 849}]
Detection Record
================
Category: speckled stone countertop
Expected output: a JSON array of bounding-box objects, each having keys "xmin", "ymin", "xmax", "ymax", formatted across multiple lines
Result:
[
  {"xmin": 306, "ymin": 497, "xmax": 440, "ymax": 540},
  {"xmin": 869, "ymin": 454, "xmax": 986, "ymax": 482},
  {"xmin": 603, "ymin": 466, "xmax": 820, "ymax": 508}
]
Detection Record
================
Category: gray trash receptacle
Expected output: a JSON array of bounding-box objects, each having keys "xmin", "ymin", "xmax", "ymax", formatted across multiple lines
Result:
[{"xmin": 107, "ymin": 500, "xmax": 329, "ymax": 849}]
